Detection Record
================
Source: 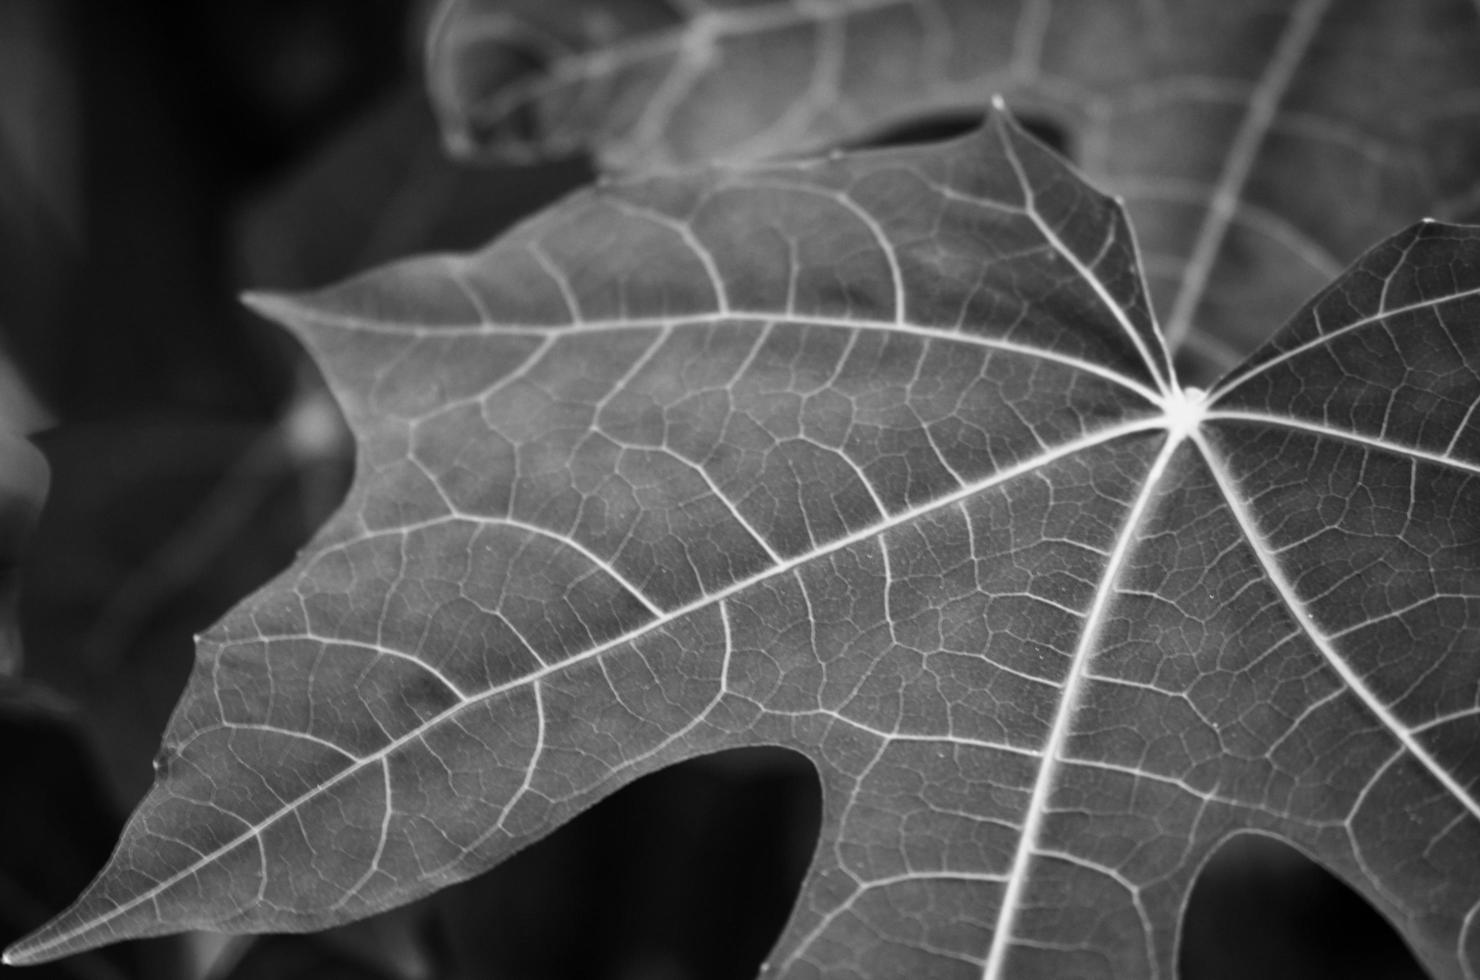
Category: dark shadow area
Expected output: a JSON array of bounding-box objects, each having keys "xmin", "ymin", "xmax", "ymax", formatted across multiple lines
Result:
[
  {"xmin": 426, "ymin": 747, "xmax": 821, "ymax": 980},
  {"xmin": 0, "ymin": 687, "xmax": 185, "ymax": 980},
  {"xmin": 1179, "ymin": 833, "xmax": 1428, "ymax": 980},
  {"xmin": 856, "ymin": 111, "xmax": 1072, "ymax": 161},
  {"xmin": 215, "ymin": 934, "xmax": 402, "ymax": 980}
]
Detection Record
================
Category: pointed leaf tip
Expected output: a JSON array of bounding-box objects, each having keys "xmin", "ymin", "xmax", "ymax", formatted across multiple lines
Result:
[
  {"xmin": 5, "ymin": 930, "xmax": 52, "ymax": 967},
  {"xmin": 240, "ymin": 290, "xmax": 329, "ymax": 350},
  {"xmin": 240, "ymin": 289, "xmax": 310, "ymax": 331},
  {"xmin": 239, "ymin": 288, "xmax": 283, "ymax": 316},
  {"xmin": 4, "ymin": 909, "xmax": 90, "ymax": 966}
]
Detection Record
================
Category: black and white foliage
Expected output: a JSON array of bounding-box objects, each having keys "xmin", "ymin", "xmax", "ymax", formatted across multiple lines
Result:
[{"xmin": 8, "ymin": 108, "xmax": 1480, "ymax": 979}]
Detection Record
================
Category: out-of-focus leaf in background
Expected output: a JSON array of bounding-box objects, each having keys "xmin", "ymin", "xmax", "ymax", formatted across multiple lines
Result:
[
  {"xmin": 238, "ymin": 88, "xmax": 591, "ymax": 292},
  {"xmin": 0, "ymin": 0, "xmax": 62, "ymax": 677},
  {"xmin": 427, "ymin": 0, "xmax": 1480, "ymax": 383},
  {"xmin": 0, "ymin": 418, "xmax": 47, "ymax": 678}
]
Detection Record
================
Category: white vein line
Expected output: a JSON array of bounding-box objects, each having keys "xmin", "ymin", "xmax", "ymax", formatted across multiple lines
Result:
[
  {"xmin": 1062, "ymin": 755, "xmax": 1231, "ymax": 810},
  {"xmin": 922, "ymin": 419, "xmax": 969, "ymax": 487},
  {"xmin": 1209, "ymin": 281, "xmax": 1480, "ymax": 401},
  {"xmin": 867, "ymin": 871, "xmax": 1009, "ymax": 888},
  {"xmin": 1202, "ymin": 410, "xmax": 1480, "ymax": 477},
  {"xmin": 271, "ymin": 633, "xmax": 468, "ymax": 700},
  {"xmin": 487, "ymin": 679, "xmax": 546, "ymax": 844},
  {"xmin": 19, "ymin": 417, "xmax": 1172, "ymax": 961},
  {"xmin": 208, "ymin": 722, "xmax": 358, "ymax": 761},
  {"xmin": 490, "ymin": 516, "xmax": 662, "ymax": 615},
  {"xmin": 1329, "ymin": 593, "xmax": 1462, "ymax": 642},
  {"xmin": 407, "ymin": 332, "xmax": 556, "ymax": 428},
  {"xmin": 794, "ymin": 567, "xmax": 820, "ymax": 667},
  {"xmin": 1342, "ymin": 749, "xmax": 1410, "ymax": 902},
  {"xmin": 1115, "ymin": 166, "xmax": 1178, "ymax": 389},
  {"xmin": 443, "ymin": 258, "xmax": 496, "ymax": 325},
  {"xmin": 603, "ymin": 199, "xmax": 731, "ymax": 312},
  {"xmin": 332, "ymin": 758, "xmax": 393, "ymax": 910},
  {"xmin": 527, "ymin": 243, "xmax": 583, "ymax": 321},
  {"xmin": 722, "ymin": 317, "xmax": 773, "ymax": 390},
  {"xmin": 380, "ymin": 528, "xmax": 412, "ymax": 654},
  {"xmin": 784, "ymin": 868, "xmax": 1008, "ymax": 973},
  {"xmin": 271, "ymin": 306, "xmax": 1166, "ymax": 408},
  {"xmin": 982, "ymin": 427, "xmax": 1182, "ymax": 979},
  {"xmin": 993, "ymin": 108, "xmax": 1169, "ymax": 398},
  {"xmin": 426, "ymin": 574, "xmax": 724, "ymax": 880},
  {"xmin": 592, "ymin": 322, "xmax": 671, "ymax": 412},
  {"xmin": 1161, "ymin": 0, "xmax": 1330, "ymax": 349},
  {"xmin": 828, "ymin": 190, "xmax": 905, "ymax": 324},
  {"xmin": 880, "ymin": 532, "xmax": 898, "ymax": 644},
  {"xmin": 687, "ymin": 454, "xmax": 782, "ymax": 564},
  {"xmin": 252, "ymin": 819, "xmax": 268, "ymax": 907},
  {"xmin": 1032, "ymin": 848, "xmax": 1153, "ymax": 969},
  {"xmin": 1194, "ymin": 430, "xmax": 1480, "ymax": 824},
  {"xmin": 1446, "ymin": 393, "xmax": 1480, "ymax": 457},
  {"xmin": 589, "ymin": 598, "xmax": 736, "ymax": 781},
  {"xmin": 1378, "ymin": 233, "xmax": 1419, "ymax": 315},
  {"xmin": 838, "ymin": 726, "xmax": 1040, "ymax": 759},
  {"xmin": 1460, "ymin": 899, "xmax": 1480, "ymax": 970},
  {"xmin": 848, "ymin": 452, "xmax": 890, "ymax": 526},
  {"xmin": 1412, "ymin": 705, "xmax": 1480, "ymax": 735}
]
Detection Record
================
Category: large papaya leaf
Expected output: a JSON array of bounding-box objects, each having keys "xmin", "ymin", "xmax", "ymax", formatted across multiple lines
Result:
[
  {"xmin": 426, "ymin": 0, "xmax": 1480, "ymax": 381},
  {"xmin": 8, "ymin": 107, "xmax": 1480, "ymax": 978}
]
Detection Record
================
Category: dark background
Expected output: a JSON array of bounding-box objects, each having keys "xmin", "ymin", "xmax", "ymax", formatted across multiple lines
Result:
[{"xmin": 0, "ymin": 2, "xmax": 1435, "ymax": 978}]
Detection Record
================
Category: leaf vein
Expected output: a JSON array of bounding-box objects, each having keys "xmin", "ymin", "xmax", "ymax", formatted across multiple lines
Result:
[{"xmin": 1195, "ymin": 430, "xmax": 1480, "ymax": 824}]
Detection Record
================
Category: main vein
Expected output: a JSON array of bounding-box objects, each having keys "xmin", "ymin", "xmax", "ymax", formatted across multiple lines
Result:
[
  {"xmin": 1194, "ymin": 430, "xmax": 1480, "ymax": 823},
  {"xmin": 981, "ymin": 423, "xmax": 1183, "ymax": 978},
  {"xmin": 21, "ymin": 415, "xmax": 1172, "ymax": 959},
  {"xmin": 263, "ymin": 299, "xmax": 1168, "ymax": 409}
]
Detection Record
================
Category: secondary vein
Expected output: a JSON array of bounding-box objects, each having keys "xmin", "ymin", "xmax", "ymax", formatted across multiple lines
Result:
[{"xmin": 982, "ymin": 424, "xmax": 1184, "ymax": 979}]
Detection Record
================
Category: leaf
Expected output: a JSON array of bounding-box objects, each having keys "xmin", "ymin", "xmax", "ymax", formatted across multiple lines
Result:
[
  {"xmin": 425, "ymin": 0, "xmax": 1480, "ymax": 380},
  {"xmin": 9, "ymin": 106, "xmax": 1480, "ymax": 978}
]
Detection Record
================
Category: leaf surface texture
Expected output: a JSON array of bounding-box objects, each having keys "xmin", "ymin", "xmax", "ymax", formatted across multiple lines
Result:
[{"xmin": 9, "ymin": 110, "xmax": 1480, "ymax": 979}]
